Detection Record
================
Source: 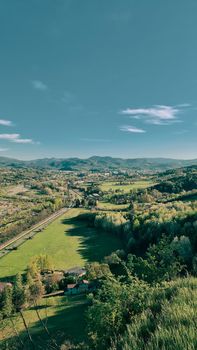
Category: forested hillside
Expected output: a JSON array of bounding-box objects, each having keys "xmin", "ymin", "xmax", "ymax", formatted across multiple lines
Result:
[{"xmin": 0, "ymin": 156, "xmax": 197, "ymax": 172}]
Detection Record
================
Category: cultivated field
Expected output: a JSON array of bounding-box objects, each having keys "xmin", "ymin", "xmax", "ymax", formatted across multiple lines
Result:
[{"xmin": 0, "ymin": 209, "xmax": 122, "ymax": 278}]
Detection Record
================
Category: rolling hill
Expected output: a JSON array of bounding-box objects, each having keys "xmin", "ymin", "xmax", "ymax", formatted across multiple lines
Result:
[{"xmin": 0, "ymin": 156, "xmax": 197, "ymax": 172}]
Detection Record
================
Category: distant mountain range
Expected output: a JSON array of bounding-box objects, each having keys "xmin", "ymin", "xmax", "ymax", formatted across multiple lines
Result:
[{"xmin": 0, "ymin": 156, "xmax": 197, "ymax": 172}]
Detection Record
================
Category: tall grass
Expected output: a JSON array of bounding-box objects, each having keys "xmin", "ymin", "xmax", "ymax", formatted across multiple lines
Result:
[{"xmin": 119, "ymin": 277, "xmax": 197, "ymax": 350}]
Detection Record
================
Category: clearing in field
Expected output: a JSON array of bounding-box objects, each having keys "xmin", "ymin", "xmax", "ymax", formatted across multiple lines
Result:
[
  {"xmin": 99, "ymin": 180, "xmax": 154, "ymax": 193},
  {"xmin": 0, "ymin": 208, "xmax": 122, "ymax": 279}
]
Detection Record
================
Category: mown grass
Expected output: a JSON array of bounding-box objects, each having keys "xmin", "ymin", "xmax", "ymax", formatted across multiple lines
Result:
[
  {"xmin": 0, "ymin": 294, "xmax": 88, "ymax": 348},
  {"xmin": 0, "ymin": 209, "xmax": 122, "ymax": 279},
  {"xmin": 99, "ymin": 180, "xmax": 154, "ymax": 193},
  {"xmin": 97, "ymin": 201, "xmax": 129, "ymax": 210}
]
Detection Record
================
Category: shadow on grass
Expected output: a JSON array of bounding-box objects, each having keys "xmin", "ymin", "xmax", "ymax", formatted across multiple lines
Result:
[
  {"xmin": 62, "ymin": 215, "xmax": 123, "ymax": 263},
  {"xmin": 1, "ymin": 295, "xmax": 88, "ymax": 350}
]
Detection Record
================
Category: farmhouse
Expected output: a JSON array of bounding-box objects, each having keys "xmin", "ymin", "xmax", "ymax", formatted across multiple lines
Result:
[{"xmin": 65, "ymin": 279, "xmax": 89, "ymax": 295}]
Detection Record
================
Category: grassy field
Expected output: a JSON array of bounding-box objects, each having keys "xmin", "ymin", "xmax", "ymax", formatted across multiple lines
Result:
[
  {"xmin": 0, "ymin": 294, "xmax": 87, "ymax": 347},
  {"xmin": 0, "ymin": 208, "xmax": 122, "ymax": 279},
  {"xmin": 97, "ymin": 201, "xmax": 129, "ymax": 210},
  {"xmin": 99, "ymin": 180, "xmax": 154, "ymax": 193}
]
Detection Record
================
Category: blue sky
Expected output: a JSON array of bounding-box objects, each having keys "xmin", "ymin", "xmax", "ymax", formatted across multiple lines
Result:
[{"xmin": 0, "ymin": 0, "xmax": 197, "ymax": 160}]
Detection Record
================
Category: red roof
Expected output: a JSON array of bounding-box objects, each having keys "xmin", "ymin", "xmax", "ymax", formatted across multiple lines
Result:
[
  {"xmin": 67, "ymin": 284, "xmax": 77, "ymax": 289},
  {"xmin": 0, "ymin": 282, "xmax": 12, "ymax": 292},
  {"xmin": 82, "ymin": 280, "xmax": 89, "ymax": 284}
]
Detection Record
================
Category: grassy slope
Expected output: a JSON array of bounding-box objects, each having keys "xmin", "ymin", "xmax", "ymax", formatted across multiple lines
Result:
[
  {"xmin": 99, "ymin": 180, "xmax": 154, "ymax": 193},
  {"xmin": 0, "ymin": 209, "xmax": 122, "ymax": 279},
  {"xmin": 122, "ymin": 277, "xmax": 197, "ymax": 350},
  {"xmin": 0, "ymin": 295, "xmax": 87, "ymax": 347}
]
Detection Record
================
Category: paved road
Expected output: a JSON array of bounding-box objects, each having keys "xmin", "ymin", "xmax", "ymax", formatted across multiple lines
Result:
[{"xmin": 0, "ymin": 207, "xmax": 70, "ymax": 257}]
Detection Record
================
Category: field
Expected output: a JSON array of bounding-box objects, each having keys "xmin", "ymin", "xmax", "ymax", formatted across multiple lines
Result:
[
  {"xmin": 97, "ymin": 201, "xmax": 129, "ymax": 210},
  {"xmin": 99, "ymin": 180, "xmax": 154, "ymax": 193},
  {"xmin": 0, "ymin": 208, "xmax": 122, "ymax": 279},
  {"xmin": 0, "ymin": 294, "xmax": 87, "ymax": 347}
]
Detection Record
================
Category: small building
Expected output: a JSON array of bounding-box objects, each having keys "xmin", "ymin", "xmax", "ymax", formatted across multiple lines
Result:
[
  {"xmin": 65, "ymin": 280, "xmax": 89, "ymax": 295},
  {"xmin": 64, "ymin": 266, "xmax": 86, "ymax": 278}
]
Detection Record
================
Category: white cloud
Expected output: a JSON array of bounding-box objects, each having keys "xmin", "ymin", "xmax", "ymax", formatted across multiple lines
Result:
[
  {"xmin": 0, "ymin": 134, "xmax": 34, "ymax": 144},
  {"xmin": 32, "ymin": 80, "xmax": 48, "ymax": 91},
  {"xmin": 120, "ymin": 125, "xmax": 146, "ymax": 133},
  {"xmin": 0, "ymin": 148, "xmax": 8, "ymax": 152},
  {"xmin": 13, "ymin": 138, "xmax": 34, "ymax": 144},
  {"xmin": 0, "ymin": 134, "xmax": 20, "ymax": 140},
  {"xmin": 121, "ymin": 105, "xmax": 181, "ymax": 125},
  {"xmin": 0, "ymin": 119, "xmax": 13, "ymax": 126}
]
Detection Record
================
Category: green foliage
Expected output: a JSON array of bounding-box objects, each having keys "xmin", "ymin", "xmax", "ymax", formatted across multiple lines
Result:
[
  {"xmin": 85, "ymin": 262, "xmax": 112, "ymax": 280},
  {"xmin": 120, "ymin": 277, "xmax": 197, "ymax": 350},
  {"xmin": 127, "ymin": 238, "xmax": 182, "ymax": 284},
  {"xmin": 0, "ymin": 285, "xmax": 13, "ymax": 318},
  {"xmin": 94, "ymin": 212, "xmax": 129, "ymax": 238},
  {"xmin": 12, "ymin": 273, "xmax": 26, "ymax": 312},
  {"xmin": 31, "ymin": 254, "xmax": 54, "ymax": 273},
  {"xmin": 86, "ymin": 277, "xmax": 150, "ymax": 349}
]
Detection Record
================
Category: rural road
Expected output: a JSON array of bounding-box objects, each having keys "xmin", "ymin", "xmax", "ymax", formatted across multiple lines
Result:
[{"xmin": 0, "ymin": 207, "xmax": 70, "ymax": 256}]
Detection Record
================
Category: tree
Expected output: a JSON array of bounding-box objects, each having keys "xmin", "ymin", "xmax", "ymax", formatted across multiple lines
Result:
[
  {"xmin": 1, "ymin": 285, "xmax": 13, "ymax": 318},
  {"xmin": 31, "ymin": 254, "xmax": 54, "ymax": 273},
  {"xmin": 13, "ymin": 273, "xmax": 35, "ymax": 348},
  {"xmin": 171, "ymin": 236, "xmax": 193, "ymax": 266},
  {"xmin": 13, "ymin": 273, "xmax": 26, "ymax": 312},
  {"xmin": 86, "ymin": 277, "xmax": 150, "ymax": 349},
  {"xmin": 86, "ymin": 262, "xmax": 112, "ymax": 280},
  {"xmin": 127, "ymin": 238, "xmax": 182, "ymax": 284}
]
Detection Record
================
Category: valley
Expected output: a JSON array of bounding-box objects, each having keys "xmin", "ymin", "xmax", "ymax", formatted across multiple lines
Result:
[{"xmin": 0, "ymin": 160, "xmax": 197, "ymax": 350}]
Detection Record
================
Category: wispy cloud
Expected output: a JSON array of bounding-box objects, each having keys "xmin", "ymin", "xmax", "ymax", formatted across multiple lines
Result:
[
  {"xmin": 120, "ymin": 125, "xmax": 146, "ymax": 133},
  {"xmin": 0, "ymin": 134, "xmax": 35, "ymax": 144},
  {"xmin": 62, "ymin": 91, "xmax": 75, "ymax": 104},
  {"xmin": 32, "ymin": 80, "xmax": 48, "ymax": 91},
  {"xmin": 120, "ymin": 104, "xmax": 190, "ymax": 125},
  {"xmin": 0, "ymin": 148, "xmax": 8, "ymax": 152},
  {"xmin": 0, "ymin": 119, "xmax": 13, "ymax": 126}
]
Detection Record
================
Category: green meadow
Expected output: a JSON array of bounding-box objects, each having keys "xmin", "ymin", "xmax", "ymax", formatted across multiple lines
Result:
[
  {"xmin": 99, "ymin": 180, "xmax": 154, "ymax": 193},
  {"xmin": 97, "ymin": 201, "xmax": 129, "ymax": 210},
  {"xmin": 0, "ymin": 209, "xmax": 122, "ymax": 279}
]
